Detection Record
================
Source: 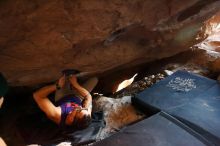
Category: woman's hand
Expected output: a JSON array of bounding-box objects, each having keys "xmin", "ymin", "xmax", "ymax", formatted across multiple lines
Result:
[
  {"xmin": 69, "ymin": 75, "xmax": 78, "ymax": 86},
  {"xmin": 58, "ymin": 75, "xmax": 65, "ymax": 88}
]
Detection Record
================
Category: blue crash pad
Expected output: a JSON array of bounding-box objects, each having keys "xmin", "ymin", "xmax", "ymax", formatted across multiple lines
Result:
[
  {"xmin": 93, "ymin": 112, "xmax": 209, "ymax": 146},
  {"xmin": 167, "ymin": 84, "xmax": 220, "ymax": 145},
  {"xmin": 133, "ymin": 70, "xmax": 216, "ymax": 111},
  {"xmin": 133, "ymin": 70, "xmax": 220, "ymax": 145}
]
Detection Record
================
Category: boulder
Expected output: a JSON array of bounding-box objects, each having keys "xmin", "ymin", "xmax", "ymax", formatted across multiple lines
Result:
[{"xmin": 0, "ymin": 0, "xmax": 220, "ymax": 86}]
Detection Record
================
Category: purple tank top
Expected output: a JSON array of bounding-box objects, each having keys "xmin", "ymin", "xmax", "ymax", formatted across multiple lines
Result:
[{"xmin": 56, "ymin": 95, "xmax": 82, "ymax": 127}]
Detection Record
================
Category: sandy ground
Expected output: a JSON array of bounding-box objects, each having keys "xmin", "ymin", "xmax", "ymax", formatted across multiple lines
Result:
[{"xmin": 93, "ymin": 95, "xmax": 145, "ymax": 139}]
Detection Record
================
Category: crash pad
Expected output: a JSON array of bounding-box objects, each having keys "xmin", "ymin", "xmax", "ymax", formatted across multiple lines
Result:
[
  {"xmin": 167, "ymin": 83, "xmax": 220, "ymax": 145},
  {"xmin": 133, "ymin": 70, "xmax": 216, "ymax": 112},
  {"xmin": 93, "ymin": 112, "xmax": 209, "ymax": 146},
  {"xmin": 132, "ymin": 70, "xmax": 220, "ymax": 145}
]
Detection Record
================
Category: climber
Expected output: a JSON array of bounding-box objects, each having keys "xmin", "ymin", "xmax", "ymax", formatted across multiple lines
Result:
[{"xmin": 33, "ymin": 73, "xmax": 98, "ymax": 129}]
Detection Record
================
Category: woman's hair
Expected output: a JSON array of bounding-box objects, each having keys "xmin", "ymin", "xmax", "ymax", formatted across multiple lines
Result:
[{"xmin": 73, "ymin": 113, "xmax": 92, "ymax": 130}]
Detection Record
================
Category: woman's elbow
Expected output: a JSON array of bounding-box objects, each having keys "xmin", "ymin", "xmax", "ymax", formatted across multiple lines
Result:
[
  {"xmin": 33, "ymin": 92, "xmax": 40, "ymax": 100},
  {"xmin": 85, "ymin": 93, "xmax": 92, "ymax": 100}
]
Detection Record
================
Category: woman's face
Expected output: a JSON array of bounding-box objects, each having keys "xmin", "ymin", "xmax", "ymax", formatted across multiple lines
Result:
[{"xmin": 65, "ymin": 107, "xmax": 89, "ymax": 126}]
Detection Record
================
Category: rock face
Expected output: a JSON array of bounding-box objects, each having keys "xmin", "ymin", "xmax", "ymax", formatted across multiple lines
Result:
[
  {"xmin": 0, "ymin": 0, "xmax": 220, "ymax": 86},
  {"xmin": 195, "ymin": 11, "xmax": 220, "ymax": 73}
]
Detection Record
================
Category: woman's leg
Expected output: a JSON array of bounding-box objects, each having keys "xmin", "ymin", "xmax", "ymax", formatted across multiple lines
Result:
[
  {"xmin": 82, "ymin": 77, "xmax": 98, "ymax": 92},
  {"xmin": 55, "ymin": 77, "xmax": 98, "ymax": 102},
  {"xmin": 72, "ymin": 77, "xmax": 98, "ymax": 100},
  {"xmin": 55, "ymin": 78, "xmax": 74, "ymax": 102}
]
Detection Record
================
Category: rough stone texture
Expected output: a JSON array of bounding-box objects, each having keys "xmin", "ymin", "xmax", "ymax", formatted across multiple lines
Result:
[
  {"xmin": 195, "ymin": 11, "xmax": 220, "ymax": 73},
  {"xmin": 0, "ymin": 0, "xmax": 220, "ymax": 86},
  {"xmin": 196, "ymin": 11, "xmax": 220, "ymax": 52}
]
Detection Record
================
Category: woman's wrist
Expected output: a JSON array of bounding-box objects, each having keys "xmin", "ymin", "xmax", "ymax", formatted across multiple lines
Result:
[
  {"xmin": 55, "ymin": 82, "xmax": 61, "ymax": 90},
  {"xmin": 52, "ymin": 84, "xmax": 57, "ymax": 91},
  {"xmin": 71, "ymin": 81, "xmax": 79, "ymax": 88}
]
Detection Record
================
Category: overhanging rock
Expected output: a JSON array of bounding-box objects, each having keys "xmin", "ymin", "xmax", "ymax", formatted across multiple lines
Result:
[{"xmin": 0, "ymin": 0, "xmax": 220, "ymax": 86}]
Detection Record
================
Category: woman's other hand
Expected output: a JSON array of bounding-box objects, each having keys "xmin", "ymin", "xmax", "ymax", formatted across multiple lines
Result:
[
  {"xmin": 58, "ymin": 75, "xmax": 65, "ymax": 88},
  {"xmin": 69, "ymin": 75, "xmax": 78, "ymax": 86}
]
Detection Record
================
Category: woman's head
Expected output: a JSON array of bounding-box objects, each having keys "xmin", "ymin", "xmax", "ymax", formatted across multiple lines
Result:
[{"xmin": 66, "ymin": 107, "xmax": 91, "ymax": 129}]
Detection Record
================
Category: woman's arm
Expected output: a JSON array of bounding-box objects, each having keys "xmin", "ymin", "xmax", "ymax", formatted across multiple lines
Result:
[
  {"xmin": 33, "ymin": 76, "xmax": 65, "ymax": 124},
  {"xmin": 69, "ymin": 76, "xmax": 92, "ymax": 113},
  {"xmin": 33, "ymin": 84, "xmax": 60, "ymax": 123}
]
